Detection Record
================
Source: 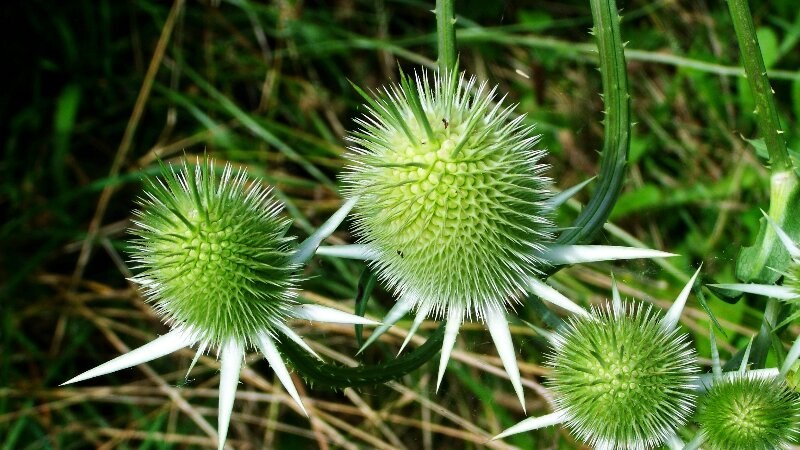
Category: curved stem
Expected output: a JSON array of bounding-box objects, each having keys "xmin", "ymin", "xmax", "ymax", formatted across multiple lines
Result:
[
  {"xmin": 556, "ymin": 0, "xmax": 630, "ymax": 246},
  {"xmin": 280, "ymin": 322, "xmax": 446, "ymax": 388}
]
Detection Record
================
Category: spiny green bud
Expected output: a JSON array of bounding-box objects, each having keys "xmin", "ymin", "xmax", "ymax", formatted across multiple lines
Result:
[
  {"xmin": 342, "ymin": 69, "xmax": 553, "ymax": 319},
  {"xmin": 131, "ymin": 158, "xmax": 298, "ymax": 347},
  {"xmin": 549, "ymin": 302, "xmax": 698, "ymax": 449},
  {"xmin": 697, "ymin": 374, "xmax": 800, "ymax": 450}
]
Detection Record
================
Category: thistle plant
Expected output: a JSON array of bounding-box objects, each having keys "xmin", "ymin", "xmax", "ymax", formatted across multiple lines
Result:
[
  {"xmin": 61, "ymin": 158, "xmax": 378, "ymax": 450},
  {"xmin": 300, "ymin": 0, "xmax": 666, "ymax": 410},
  {"xmin": 493, "ymin": 271, "xmax": 701, "ymax": 449},
  {"xmin": 320, "ymin": 67, "xmax": 670, "ymax": 408}
]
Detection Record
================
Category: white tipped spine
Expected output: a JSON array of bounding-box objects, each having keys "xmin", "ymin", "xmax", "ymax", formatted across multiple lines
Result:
[{"xmin": 661, "ymin": 266, "xmax": 702, "ymax": 331}]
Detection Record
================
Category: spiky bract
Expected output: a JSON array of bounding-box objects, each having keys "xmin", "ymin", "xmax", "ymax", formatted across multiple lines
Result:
[
  {"xmin": 131, "ymin": 158, "xmax": 298, "ymax": 347},
  {"xmin": 549, "ymin": 303, "xmax": 697, "ymax": 450},
  {"xmin": 786, "ymin": 260, "xmax": 800, "ymax": 299},
  {"xmin": 697, "ymin": 374, "xmax": 800, "ymax": 450},
  {"xmin": 342, "ymin": 70, "xmax": 553, "ymax": 319}
]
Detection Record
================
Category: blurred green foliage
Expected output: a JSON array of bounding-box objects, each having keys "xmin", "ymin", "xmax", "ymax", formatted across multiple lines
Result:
[{"xmin": 2, "ymin": 0, "xmax": 798, "ymax": 448}]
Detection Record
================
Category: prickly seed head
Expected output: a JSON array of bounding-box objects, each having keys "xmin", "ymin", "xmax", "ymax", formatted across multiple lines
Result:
[
  {"xmin": 697, "ymin": 374, "xmax": 800, "ymax": 450},
  {"xmin": 130, "ymin": 158, "xmax": 299, "ymax": 347},
  {"xmin": 549, "ymin": 303, "xmax": 698, "ymax": 450},
  {"xmin": 342, "ymin": 69, "xmax": 554, "ymax": 319}
]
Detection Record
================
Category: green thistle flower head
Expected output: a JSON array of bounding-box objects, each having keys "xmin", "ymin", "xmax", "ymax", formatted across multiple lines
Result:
[
  {"xmin": 697, "ymin": 374, "xmax": 800, "ymax": 450},
  {"xmin": 342, "ymin": 69, "xmax": 553, "ymax": 319},
  {"xmin": 131, "ymin": 158, "xmax": 299, "ymax": 347},
  {"xmin": 549, "ymin": 302, "xmax": 698, "ymax": 449}
]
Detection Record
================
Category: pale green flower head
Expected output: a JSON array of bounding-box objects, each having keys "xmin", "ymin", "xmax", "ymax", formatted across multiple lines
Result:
[
  {"xmin": 549, "ymin": 302, "xmax": 698, "ymax": 450},
  {"xmin": 697, "ymin": 373, "xmax": 800, "ymax": 450},
  {"xmin": 342, "ymin": 69, "xmax": 554, "ymax": 319},
  {"xmin": 131, "ymin": 158, "xmax": 299, "ymax": 347}
]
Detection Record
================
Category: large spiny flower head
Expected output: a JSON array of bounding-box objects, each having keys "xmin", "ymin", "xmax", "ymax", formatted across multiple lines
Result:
[
  {"xmin": 62, "ymin": 157, "xmax": 377, "ymax": 450},
  {"xmin": 131, "ymin": 158, "xmax": 298, "ymax": 347},
  {"xmin": 697, "ymin": 373, "xmax": 800, "ymax": 450},
  {"xmin": 342, "ymin": 69, "xmax": 554, "ymax": 321}
]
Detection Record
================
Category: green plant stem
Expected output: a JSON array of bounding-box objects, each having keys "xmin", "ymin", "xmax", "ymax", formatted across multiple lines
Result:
[
  {"xmin": 281, "ymin": 322, "xmax": 446, "ymax": 388},
  {"xmin": 556, "ymin": 0, "xmax": 630, "ymax": 246},
  {"xmin": 436, "ymin": 0, "xmax": 457, "ymax": 72},
  {"xmin": 727, "ymin": 0, "xmax": 790, "ymax": 171},
  {"xmin": 721, "ymin": 299, "xmax": 782, "ymax": 372}
]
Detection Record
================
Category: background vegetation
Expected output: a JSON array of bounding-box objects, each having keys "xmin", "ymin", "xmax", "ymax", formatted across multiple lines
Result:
[{"xmin": 2, "ymin": 0, "xmax": 799, "ymax": 448}]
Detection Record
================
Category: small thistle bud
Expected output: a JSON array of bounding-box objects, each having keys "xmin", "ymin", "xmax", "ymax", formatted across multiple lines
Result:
[
  {"xmin": 342, "ymin": 69, "xmax": 553, "ymax": 320},
  {"xmin": 131, "ymin": 158, "xmax": 298, "ymax": 347},
  {"xmin": 549, "ymin": 303, "xmax": 698, "ymax": 450},
  {"xmin": 696, "ymin": 374, "xmax": 800, "ymax": 450}
]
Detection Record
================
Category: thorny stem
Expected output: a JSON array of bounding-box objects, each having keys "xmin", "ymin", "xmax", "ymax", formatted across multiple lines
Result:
[
  {"xmin": 727, "ymin": 0, "xmax": 790, "ymax": 171},
  {"xmin": 436, "ymin": 0, "xmax": 457, "ymax": 73},
  {"xmin": 555, "ymin": 0, "xmax": 630, "ymax": 246}
]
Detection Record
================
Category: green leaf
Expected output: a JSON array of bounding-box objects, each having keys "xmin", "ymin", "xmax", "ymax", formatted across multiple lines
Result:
[
  {"xmin": 518, "ymin": 10, "xmax": 554, "ymax": 28},
  {"xmin": 756, "ymin": 27, "xmax": 779, "ymax": 69},
  {"xmin": 792, "ymin": 77, "xmax": 800, "ymax": 124},
  {"xmin": 354, "ymin": 269, "xmax": 377, "ymax": 348},
  {"xmin": 695, "ymin": 285, "xmax": 725, "ymax": 333},
  {"xmin": 609, "ymin": 184, "xmax": 662, "ymax": 220},
  {"xmin": 52, "ymin": 84, "xmax": 81, "ymax": 190},
  {"xmin": 736, "ymin": 171, "xmax": 800, "ymax": 283},
  {"xmin": 787, "ymin": 360, "xmax": 800, "ymax": 392},
  {"xmin": 745, "ymin": 137, "xmax": 769, "ymax": 161},
  {"xmin": 705, "ymin": 283, "xmax": 745, "ymax": 304}
]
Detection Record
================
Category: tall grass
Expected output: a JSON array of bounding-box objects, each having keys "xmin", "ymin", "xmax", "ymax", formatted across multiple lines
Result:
[{"xmin": 3, "ymin": 0, "xmax": 799, "ymax": 448}]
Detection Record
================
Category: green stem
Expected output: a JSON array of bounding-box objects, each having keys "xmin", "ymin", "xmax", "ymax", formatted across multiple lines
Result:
[
  {"xmin": 556, "ymin": 0, "xmax": 630, "ymax": 246},
  {"xmin": 436, "ymin": 0, "xmax": 457, "ymax": 72},
  {"xmin": 721, "ymin": 299, "xmax": 782, "ymax": 371},
  {"xmin": 751, "ymin": 299, "xmax": 781, "ymax": 369},
  {"xmin": 727, "ymin": 0, "xmax": 790, "ymax": 171},
  {"xmin": 280, "ymin": 322, "xmax": 446, "ymax": 388}
]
